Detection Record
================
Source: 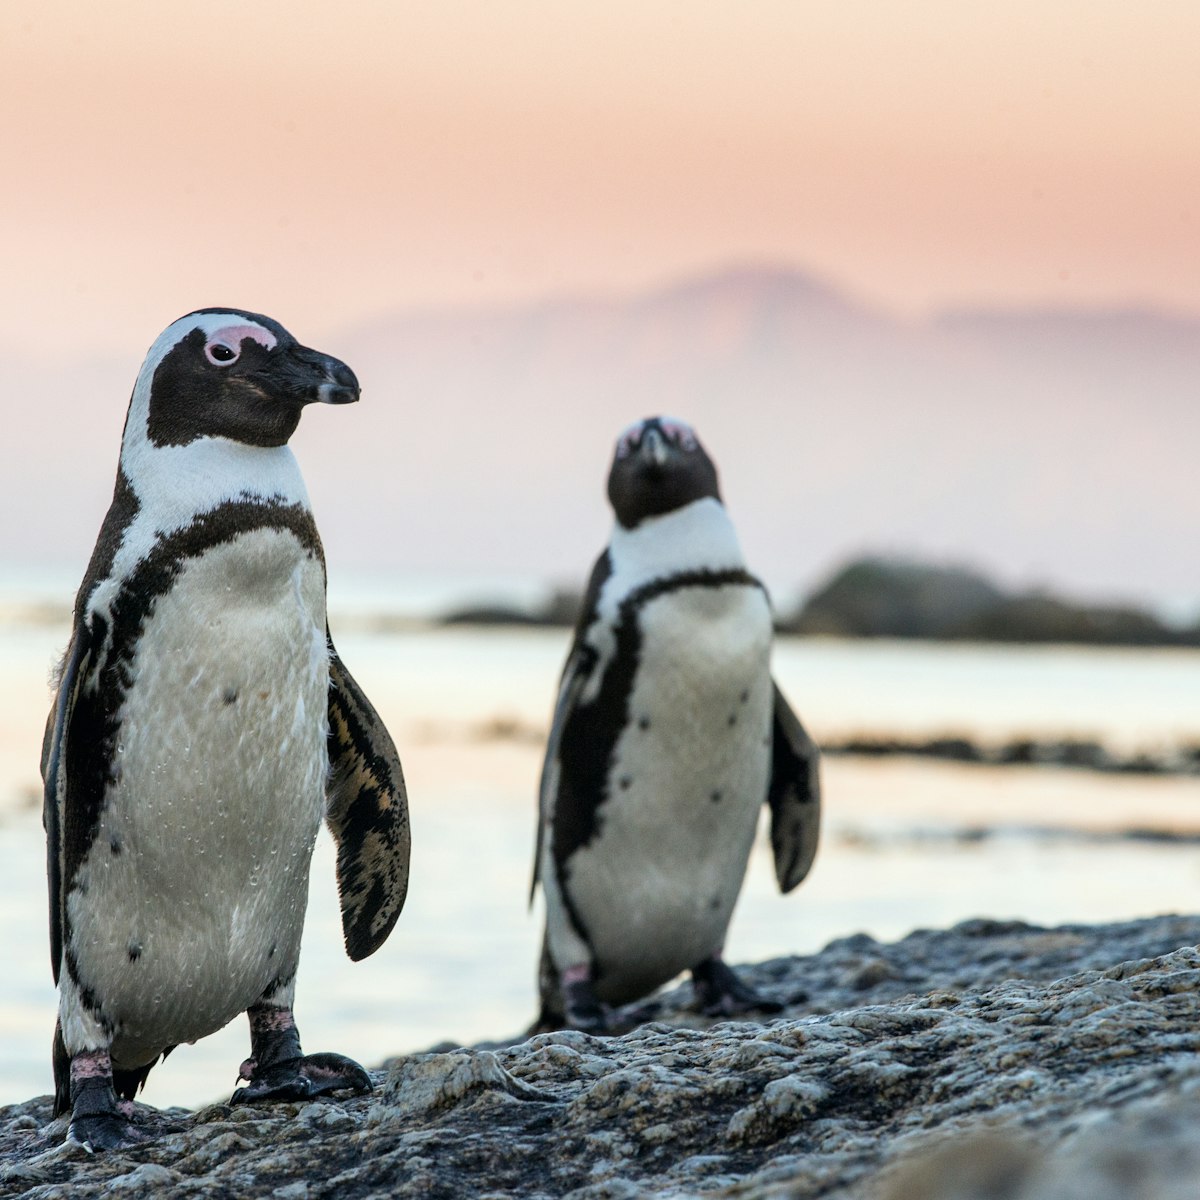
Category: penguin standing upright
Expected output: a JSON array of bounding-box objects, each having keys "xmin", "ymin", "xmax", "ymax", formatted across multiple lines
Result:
[
  {"xmin": 531, "ymin": 416, "xmax": 821, "ymax": 1031},
  {"xmin": 42, "ymin": 310, "xmax": 411, "ymax": 1148}
]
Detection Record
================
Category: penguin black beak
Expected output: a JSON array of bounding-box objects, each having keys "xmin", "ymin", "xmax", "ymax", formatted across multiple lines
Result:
[
  {"xmin": 276, "ymin": 345, "xmax": 361, "ymax": 406},
  {"xmin": 315, "ymin": 359, "xmax": 360, "ymax": 406}
]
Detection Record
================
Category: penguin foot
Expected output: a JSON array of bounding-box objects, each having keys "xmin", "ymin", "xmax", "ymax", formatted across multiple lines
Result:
[
  {"xmin": 68, "ymin": 1111, "xmax": 150, "ymax": 1151},
  {"xmin": 67, "ymin": 1076, "xmax": 149, "ymax": 1151},
  {"xmin": 692, "ymin": 958, "xmax": 784, "ymax": 1018},
  {"xmin": 234, "ymin": 1004, "xmax": 373, "ymax": 1104},
  {"xmin": 232, "ymin": 1051, "xmax": 372, "ymax": 1104},
  {"xmin": 599, "ymin": 1000, "xmax": 662, "ymax": 1036},
  {"xmin": 562, "ymin": 978, "xmax": 613, "ymax": 1035},
  {"xmin": 617, "ymin": 998, "xmax": 664, "ymax": 1026}
]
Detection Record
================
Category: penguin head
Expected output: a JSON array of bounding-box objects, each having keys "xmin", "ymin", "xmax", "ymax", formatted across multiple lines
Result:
[
  {"xmin": 606, "ymin": 416, "xmax": 721, "ymax": 529},
  {"xmin": 129, "ymin": 309, "xmax": 360, "ymax": 449}
]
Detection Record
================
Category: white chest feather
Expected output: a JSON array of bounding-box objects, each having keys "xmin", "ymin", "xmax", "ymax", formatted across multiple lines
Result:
[
  {"xmin": 563, "ymin": 582, "xmax": 774, "ymax": 1003},
  {"xmin": 89, "ymin": 437, "xmax": 313, "ymax": 630},
  {"xmin": 581, "ymin": 498, "xmax": 749, "ymax": 706},
  {"xmin": 65, "ymin": 529, "xmax": 329, "ymax": 1063}
]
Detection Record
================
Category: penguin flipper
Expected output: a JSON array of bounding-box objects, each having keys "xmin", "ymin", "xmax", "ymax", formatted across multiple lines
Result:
[
  {"xmin": 42, "ymin": 627, "xmax": 92, "ymax": 985},
  {"xmin": 766, "ymin": 681, "xmax": 822, "ymax": 894},
  {"xmin": 530, "ymin": 654, "xmax": 591, "ymax": 904},
  {"xmin": 325, "ymin": 636, "xmax": 411, "ymax": 961},
  {"xmin": 531, "ymin": 550, "xmax": 611, "ymax": 906}
]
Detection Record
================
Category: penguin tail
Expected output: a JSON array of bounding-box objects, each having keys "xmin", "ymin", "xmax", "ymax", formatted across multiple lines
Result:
[{"xmin": 113, "ymin": 1046, "xmax": 174, "ymax": 1102}]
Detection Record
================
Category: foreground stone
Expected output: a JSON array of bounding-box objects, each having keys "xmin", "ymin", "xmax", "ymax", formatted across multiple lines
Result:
[{"xmin": 4, "ymin": 914, "xmax": 1200, "ymax": 1199}]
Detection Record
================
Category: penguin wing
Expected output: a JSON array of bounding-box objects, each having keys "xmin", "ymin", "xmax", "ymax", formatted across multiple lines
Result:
[
  {"xmin": 766, "ymin": 681, "xmax": 822, "ymax": 893},
  {"xmin": 325, "ymin": 636, "xmax": 411, "ymax": 962},
  {"xmin": 529, "ymin": 649, "xmax": 593, "ymax": 903},
  {"xmin": 42, "ymin": 627, "xmax": 92, "ymax": 984},
  {"xmin": 529, "ymin": 550, "xmax": 612, "ymax": 904}
]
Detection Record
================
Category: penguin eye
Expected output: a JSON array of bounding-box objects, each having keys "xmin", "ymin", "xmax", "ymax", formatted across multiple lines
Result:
[
  {"xmin": 660, "ymin": 419, "xmax": 698, "ymax": 451},
  {"xmin": 614, "ymin": 426, "xmax": 644, "ymax": 459},
  {"xmin": 205, "ymin": 341, "xmax": 240, "ymax": 367}
]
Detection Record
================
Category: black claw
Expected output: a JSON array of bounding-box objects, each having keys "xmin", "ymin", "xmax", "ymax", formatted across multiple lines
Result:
[{"xmin": 231, "ymin": 1052, "xmax": 373, "ymax": 1105}]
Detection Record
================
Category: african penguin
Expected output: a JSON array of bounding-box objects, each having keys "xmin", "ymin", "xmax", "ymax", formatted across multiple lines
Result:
[
  {"xmin": 42, "ymin": 309, "xmax": 411, "ymax": 1148},
  {"xmin": 531, "ymin": 416, "xmax": 821, "ymax": 1032}
]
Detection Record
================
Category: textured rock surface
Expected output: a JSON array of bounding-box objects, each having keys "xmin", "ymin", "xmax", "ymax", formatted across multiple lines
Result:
[{"xmin": 5, "ymin": 914, "xmax": 1200, "ymax": 1199}]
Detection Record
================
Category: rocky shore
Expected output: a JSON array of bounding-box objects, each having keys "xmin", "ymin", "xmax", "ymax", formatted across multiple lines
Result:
[
  {"xmin": 820, "ymin": 734, "xmax": 1200, "ymax": 779},
  {"xmin": 4, "ymin": 914, "xmax": 1200, "ymax": 1198}
]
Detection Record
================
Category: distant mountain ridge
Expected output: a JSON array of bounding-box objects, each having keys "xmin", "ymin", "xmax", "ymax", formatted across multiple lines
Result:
[
  {"xmin": 6, "ymin": 264, "xmax": 1199, "ymax": 616},
  {"xmin": 342, "ymin": 265, "xmax": 920, "ymax": 370},
  {"xmin": 344, "ymin": 264, "xmax": 1200, "ymax": 361}
]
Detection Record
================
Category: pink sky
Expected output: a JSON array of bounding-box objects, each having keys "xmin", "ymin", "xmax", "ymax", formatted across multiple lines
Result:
[{"xmin": 5, "ymin": 1, "xmax": 1199, "ymax": 356}]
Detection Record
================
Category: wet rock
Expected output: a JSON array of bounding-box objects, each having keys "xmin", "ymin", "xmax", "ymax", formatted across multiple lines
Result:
[
  {"xmin": 4, "ymin": 914, "xmax": 1200, "ymax": 1197},
  {"xmin": 379, "ymin": 1049, "xmax": 553, "ymax": 1119},
  {"xmin": 842, "ymin": 956, "xmax": 903, "ymax": 991}
]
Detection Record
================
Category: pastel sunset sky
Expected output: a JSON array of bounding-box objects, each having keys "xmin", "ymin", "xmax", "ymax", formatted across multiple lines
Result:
[
  {"xmin": 5, "ymin": 0, "xmax": 1199, "ymax": 353},
  {"xmin": 3, "ymin": 2, "xmax": 1198, "ymax": 613}
]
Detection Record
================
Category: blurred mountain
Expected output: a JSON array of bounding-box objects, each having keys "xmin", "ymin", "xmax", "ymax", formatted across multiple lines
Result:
[{"xmin": 7, "ymin": 265, "xmax": 1200, "ymax": 615}]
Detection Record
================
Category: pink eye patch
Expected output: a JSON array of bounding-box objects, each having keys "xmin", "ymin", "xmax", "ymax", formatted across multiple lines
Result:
[
  {"xmin": 657, "ymin": 418, "xmax": 698, "ymax": 450},
  {"xmin": 210, "ymin": 324, "xmax": 277, "ymax": 353}
]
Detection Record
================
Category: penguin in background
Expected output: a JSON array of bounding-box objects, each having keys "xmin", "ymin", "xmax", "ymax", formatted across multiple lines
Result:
[
  {"xmin": 42, "ymin": 309, "xmax": 411, "ymax": 1148},
  {"xmin": 531, "ymin": 416, "xmax": 821, "ymax": 1032}
]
